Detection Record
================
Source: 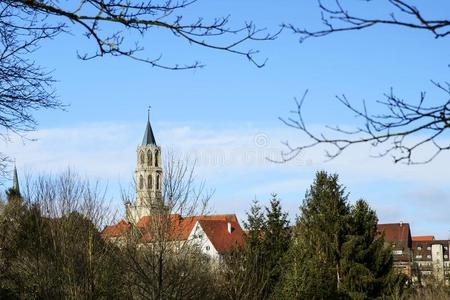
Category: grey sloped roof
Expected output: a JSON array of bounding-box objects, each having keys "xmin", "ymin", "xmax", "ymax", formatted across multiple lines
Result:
[{"xmin": 142, "ymin": 120, "xmax": 157, "ymax": 146}]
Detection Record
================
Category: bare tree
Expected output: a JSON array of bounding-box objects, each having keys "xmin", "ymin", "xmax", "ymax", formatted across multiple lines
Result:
[
  {"xmin": 119, "ymin": 153, "xmax": 215, "ymax": 299},
  {"xmin": 0, "ymin": 169, "xmax": 125, "ymax": 299},
  {"xmin": 282, "ymin": 1, "xmax": 450, "ymax": 164}
]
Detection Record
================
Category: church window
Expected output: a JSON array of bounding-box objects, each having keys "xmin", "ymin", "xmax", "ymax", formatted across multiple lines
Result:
[
  {"xmin": 147, "ymin": 151, "xmax": 153, "ymax": 166},
  {"xmin": 147, "ymin": 175, "xmax": 153, "ymax": 189},
  {"xmin": 156, "ymin": 174, "xmax": 161, "ymax": 190},
  {"xmin": 140, "ymin": 152, "xmax": 145, "ymax": 164},
  {"xmin": 155, "ymin": 150, "xmax": 159, "ymax": 167},
  {"xmin": 139, "ymin": 175, "xmax": 144, "ymax": 190},
  {"xmin": 206, "ymin": 246, "xmax": 210, "ymax": 251}
]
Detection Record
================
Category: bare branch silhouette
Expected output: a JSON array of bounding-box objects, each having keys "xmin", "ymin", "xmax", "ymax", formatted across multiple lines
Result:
[
  {"xmin": 285, "ymin": 0, "xmax": 450, "ymax": 42},
  {"xmin": 11, "ymin": 0, "xmax": 278, "ymax": 70},
  {"xmin": 280, "ymin": 87, "xmax": 450, "ymax": 164},
  {"xmin": 282, "ymin": 1, "xmax": 450, "ymax": 164}
]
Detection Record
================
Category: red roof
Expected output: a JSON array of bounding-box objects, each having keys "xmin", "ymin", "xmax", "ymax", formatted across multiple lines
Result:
[
  {"xmin": 138, "ymin": 214, "xmax": 197, "ymax": 242},
  {"xmin": 101, "ymin": 220, "xmax": 130, "ymax": 238},
  {"xmin": 376, "ymin": 223, "xmax": 412, "ymax": 245},
  {"xmin": 198, "ymin": 219, "xmax": 244, "ymax": 253},
  {"xmin": 102, "ymin": 214, "xmax": 243, "ymax": 253},
  {"xmin": 412, "ymin": 235, "xmax": 435, "ymax": 242}
]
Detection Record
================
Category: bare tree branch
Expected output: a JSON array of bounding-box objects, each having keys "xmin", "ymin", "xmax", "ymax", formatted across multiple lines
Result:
[
  {"xmin": 285, "ymin": 0, "xmax": 450, "ymax": 43},
  {"xmin": 11, "ymin": 0, "xmax": 278, "ymax": 70},
  {"xmin": 282, "ymin": 0, "xmax": 450, "ymax": 164},
  {"xmin": 280, "ymin": 86, "xmax": 450, "ymax": 164}
]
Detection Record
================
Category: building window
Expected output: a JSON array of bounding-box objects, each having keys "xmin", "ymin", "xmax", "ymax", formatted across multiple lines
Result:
[
  {"xmin": 139, "ymin": 175, "xmax": 144, "ymax": 190},
  {"xmin": 393, "ymin": 250, "xmax": 403, "ymax": 255},
  {"xmin": 147, "ymin": 175, "xmax": 153, "ymax": 189},
  {"xmin": 140, "ymin": 152, "xmax": 145, "ymax": 164},
  {"xmin": 206, "ymin": 246, "xmax": 210, "ymax": 251},
  {"xmin": 417, "ymin": 246, "xmax": 422, "ymax": 251},
  {"xmin": 416, "ymin": 255, "xmax": 422, "ymax": 259},
  {"xmin": 155, "ymin": 150, "xmax": 159, "ymax": 167},
  {"xmin": 427, "ymin": 246, "xmax": 431, "ymax": 251},
  {"xmin": 427, "ymin": 255, "xmax": 432, "ymax": 259},
  {"xmin": 445, "ymin": 247, "xmax": 448, "ymax": 251},
  {"xmin": 147, "ymin": 151, "xmax": 153, "ymax": 166},
  {"xmin": 445, "ymin": 255, "xmax": 448, "ymax": 259},
  {"xmin": 156, "ymin": 174, "xmax": 161, "ymax": 190}
]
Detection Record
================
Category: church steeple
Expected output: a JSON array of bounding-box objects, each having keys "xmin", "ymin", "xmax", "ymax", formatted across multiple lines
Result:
[
  {"xmin": 141, "ymin": 119, "xmax": 157, "ymax": 146},
  {"xmin": 126, "ymin": 111, "xmax": 164, "ymax": 223},
  {"xmin": 12, "ymin": 163, "xmax": 19, "ymax": 194},
  {"xmin": 6, "ymin": 163, "xmax": 21, "ymax": 201}
]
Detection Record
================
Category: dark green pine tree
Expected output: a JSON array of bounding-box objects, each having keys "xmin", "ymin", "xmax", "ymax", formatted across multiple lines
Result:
[
  {"xmin": 262, "ymin": 194, "xmax": 290, "ymax": 299},
  {"xmin": 294, "ymin": 171, "xmax": 350, "ymax": 299},
  {"xmin": 340, "ymin": 200, "xmax": 406, "ymax": 299},
  {"xmin": 245, "ymin": 199, "xmax": 265, "ymax": 251},
  {"xmin": 239, "ymin": 199, "xmax": 268, "ymax": 300},
  {"xmin": 278, "ymin": 171, "xmax": 403, "ymax": 299},
  {"xmin": 240, "ymin": 197, "xmax": 291, "ymax": 300}
]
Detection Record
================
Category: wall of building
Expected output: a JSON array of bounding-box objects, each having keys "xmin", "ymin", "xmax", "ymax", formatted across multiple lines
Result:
[{"xmin": 188, "ymin": 222, "xmax": 220, "ymax": 260}]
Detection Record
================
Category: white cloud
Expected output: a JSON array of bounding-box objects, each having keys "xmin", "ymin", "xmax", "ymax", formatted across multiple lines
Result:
[{"xmin": 1, "ymin": 121, "xmax": 449, "ymax": 237}]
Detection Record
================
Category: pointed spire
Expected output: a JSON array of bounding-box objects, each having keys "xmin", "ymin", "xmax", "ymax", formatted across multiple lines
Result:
[
  {"xmin": 142, "ymin": 106, "xmax": 157, "ymax": 146},
  {"xmin": 12, "ymin": 163, "xmax": 20, "ymax": 194}
]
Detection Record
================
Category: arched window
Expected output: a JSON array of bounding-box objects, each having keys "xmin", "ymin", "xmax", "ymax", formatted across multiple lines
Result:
[
  {"xmin": 147, "ymin": 151, "xmax": 153, "ymax": 166},
  {"xmin": 147, "ymin": 175, "xmax": 153, "ymax": 189},
  {"xmin": 155, "ymin": 150, "xmax": 159, "ymax": 167},
  {"xmin": 140, "ymin": 152, "xmax": 145, "ymax": 164},
  {"xmin": 156, "ymin": 174, "xmax": 161, "ymax": 190},
  {"xmin": 139, "ymin": 175, "xmax": 144, "ymax": 190}
]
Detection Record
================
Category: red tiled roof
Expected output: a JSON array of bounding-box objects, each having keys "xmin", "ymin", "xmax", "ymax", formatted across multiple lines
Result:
[
  {"xmin": 102, "ymin": 214, "xmax": 242, "ymax": 249},
  {"xmin": 138, "ymin": 214, "xmax": 197, "ymax": 242},
  {"xmin": 198, "ymin": 219, "xmax": 244, "ymax": 253},
  {"xmin": 412, "ymin": 235, "xmax": 435, "ymax": 242},
  {"xmin": 101, "ymin": 220, "xmax": 130, "ymax": 238},
  {"xmin": 376, "ymin": 223, "xmax": 411, "ymax": 244}
]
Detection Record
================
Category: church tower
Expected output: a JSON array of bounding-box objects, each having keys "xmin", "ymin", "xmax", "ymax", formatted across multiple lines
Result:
[{"xmin": 126, "ymin": 113, "xmax": 163, "ymax": 223}]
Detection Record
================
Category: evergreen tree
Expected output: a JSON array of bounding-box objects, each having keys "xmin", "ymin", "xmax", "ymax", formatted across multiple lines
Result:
[
  {"xmin": 278, "ymin": 171, "xmax": 403, "ymax": 299},
  {"xmin": 241, "ymin": 199, "xmax": 269, "ymax": 300},
  {"xmin": 340, "ymin": 200, "xmax": 403, "ymax": 299},
  {"xmin": 240, "ymin": 196, "xmax": 290, "ymax": 299},
  {"xmin": 245, "ymin": 199, "xmax": 265, "ymax": 252},
  {"xmin": 262, "ymin": 194, "xmax": 290, "ymax": 299}
]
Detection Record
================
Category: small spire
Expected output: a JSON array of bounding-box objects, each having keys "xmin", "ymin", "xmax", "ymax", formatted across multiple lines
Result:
[
  {"xmin": 12, "ymin": 163, "xmax": 20, "ymax": 194},
  {"xmin": 142, "ymin": 107, "xmax": 157, "ymax": 146}
]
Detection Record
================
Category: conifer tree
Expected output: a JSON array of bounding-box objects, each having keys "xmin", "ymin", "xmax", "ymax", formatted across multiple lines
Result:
[
  {"xmin": 239, "ymin": 196, "xmax": 290, "ymax": 299},
  {"xmin": 278, "ymin": 171, "xmax": 403, "ymax": 299},
  {"xmin": 245, "ymin": 199, "xmax": 265, "ymax": 252},
  {"xmin": 262, "ymin": 194, "xmax": 290, "ymax": 299},
  {"xmin": 240, "ymin": 199, "xmax": 269, "ymax": 300}
]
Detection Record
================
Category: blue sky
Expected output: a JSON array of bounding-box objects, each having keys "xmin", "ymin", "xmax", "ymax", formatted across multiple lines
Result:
[{"xmin": 2, "ymin": 1, "xmax": 450, "ymax": 237}]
